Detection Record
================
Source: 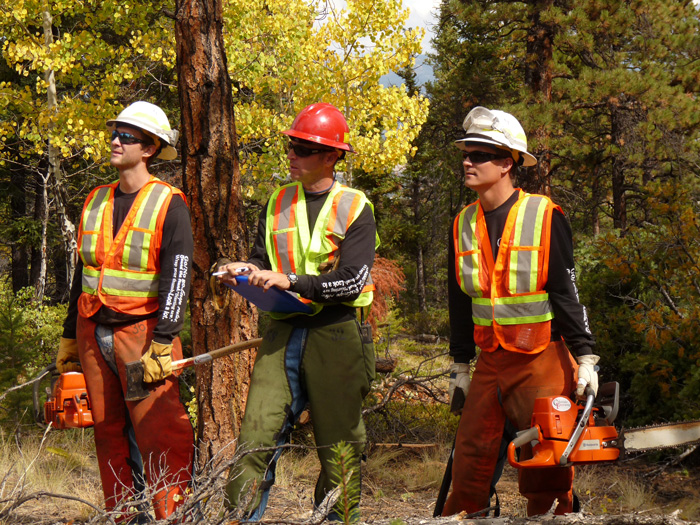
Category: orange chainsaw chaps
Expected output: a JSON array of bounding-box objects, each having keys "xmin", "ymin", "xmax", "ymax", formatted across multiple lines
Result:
[
  {"xmin": 508, "ymin": 395, "xmax": 620, "ymax": 469},
  {"xmin": 44, "ymin": 372, "xmax": 94, "ymax": 429}
]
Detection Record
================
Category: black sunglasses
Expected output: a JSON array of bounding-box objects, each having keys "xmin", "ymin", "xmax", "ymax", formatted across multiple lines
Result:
[
  {"xmin": 288, "ymin": 141, "xmax": 335, "ymax": 158},
  {"xmin": 462, "ymin": 151, "xmax": 512, "ymax": 164},
  {"xmin": 111, "ymin": 130, "xmax": 148, "ymax": 145}
]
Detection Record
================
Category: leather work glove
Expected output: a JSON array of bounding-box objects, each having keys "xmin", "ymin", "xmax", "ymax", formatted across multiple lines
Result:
[
  {"xmin": 448, "ymin": 362, "xmax": 471, "ymax": 415},
  {"xmin": 141, "ymin": 341, "xmax": 174, "ymax": 383},
  {"xmin": 576, "ymin": 354, "xmax": 600, "ymax": 399},
  {"xmin": 56, "ymin": 337, "xmax": 82, "ymax": 373}
]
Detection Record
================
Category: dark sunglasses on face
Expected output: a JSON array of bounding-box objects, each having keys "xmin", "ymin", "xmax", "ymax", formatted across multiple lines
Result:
[
  {"xmin": 462, "ymin": 151, "xmax": 512, "ymax": 164},
  {"xmin": 288, "ymin": 141, "xmax": 334, "ymax": 158},
  {"xmin": 111, "ymin": 130, "xmax": 147, "ymax": 145}
]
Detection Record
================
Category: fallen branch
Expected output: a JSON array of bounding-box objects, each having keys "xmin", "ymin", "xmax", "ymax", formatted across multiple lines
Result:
[{"xmin": 0, "ymin": 369, "xmax": 51, "ymax": 405}]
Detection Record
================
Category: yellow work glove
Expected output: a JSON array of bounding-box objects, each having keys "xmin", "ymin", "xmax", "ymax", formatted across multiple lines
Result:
[
  {"xmin": 576, "ymin": 354, "xmax": 600, "ymax": 399},
  {"xmin": 56, "ymin": 337, "xmax": 82, "ymax": 373},
  {"xmin": 448, "ymin": 363, "xmax": 471, "ymax": 415},
  {"xmin": 141, "ymin": 341, "xmax": 174, "ymax": 383}
]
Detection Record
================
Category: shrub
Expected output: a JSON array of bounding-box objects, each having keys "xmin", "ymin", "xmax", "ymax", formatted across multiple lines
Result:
[{"xmin": 0, "ymin": 284, "xmax": 65, "ymax": 426}]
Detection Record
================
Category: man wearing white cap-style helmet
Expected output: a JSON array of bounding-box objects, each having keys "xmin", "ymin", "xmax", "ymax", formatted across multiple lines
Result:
[
  {"xmin": 57, "ymin": 101, "xmax": 194, "ymax": 522},
  {"xmin": 442, "ymin": 107, "xmax": 597, "ymax": 517}
]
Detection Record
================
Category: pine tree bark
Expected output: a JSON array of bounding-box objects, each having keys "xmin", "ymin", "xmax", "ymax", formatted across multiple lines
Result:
[
  {"xmin": 524, "ymin": 2, "xmax": 554, "ymax": 197},
  {"xmin": 174, "ymin": 0, "xmax": 258, "ymax": 466}
]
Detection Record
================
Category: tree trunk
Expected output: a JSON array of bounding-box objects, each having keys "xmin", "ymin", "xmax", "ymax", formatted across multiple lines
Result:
[
  {"xmin": 175, "ymin": 0, "xmax": 258, "ymax": 466},
  {"xmin": 32, "ymin": 170, "xmax": 48, "ymax": 302},
  {"xmin": 411, "ymin": 179, "xmax": 426, "ymax": 311},
  {"xmin": 42, "ymin": 4, "xmax": 77, "ymax": 300},
  {"xmin": 524, "ymin": 2, "xmax": 554, "ymax": 197},
  {"xmin": 10, "ymin": 168, "xmax": 29, "ymax": 293},
  {"xmin": 610, "ymin": 109, "xmax": 627, "ymax": 232},
  {"xmin": 416, "ymin": 245, "xmax": 426, "ymax": 312},
  {"xmin": 32, "ymin": 4, "xmax": 57, "ymax": 303}
]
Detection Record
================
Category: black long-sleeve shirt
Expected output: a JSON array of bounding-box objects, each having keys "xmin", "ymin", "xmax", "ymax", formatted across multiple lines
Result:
[
  {"xmin": 245, "ymin": 186, "xmax": 377, "ymax": 328},
  {"xmin": 62, "ymin": 186, "xmax": 193, "ymax": 344},
  {"xmin": 448, "ymin": 190, "xmax": 594, "ymax": 363}
]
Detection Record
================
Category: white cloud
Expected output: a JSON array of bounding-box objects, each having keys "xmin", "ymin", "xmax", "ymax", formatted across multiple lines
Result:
[
  {"xmin": 322, "ymin": 0, "xmax": 441, "ymax": 53},
  {"xmin": 402, "ymin": 0, "xmax": 441, "ymax": 52},
  {"xmin": 316, "ymin": 0, "xmax": 441, "ymax": 86}
]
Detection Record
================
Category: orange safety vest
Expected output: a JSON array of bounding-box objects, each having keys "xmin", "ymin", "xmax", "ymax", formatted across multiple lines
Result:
[
  {"xmin": 77, "ymin": 177, "xmax": 186, "ymax": 317},
  {"xmin": 453, "ymin": 190, "xmax": 561, "ymax": 354},
  {"xmin": 265, "ymin": 181, "xmax": 378, "ymax": 318}
]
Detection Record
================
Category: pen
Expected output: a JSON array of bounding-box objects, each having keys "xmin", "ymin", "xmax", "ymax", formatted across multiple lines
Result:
[{"xmin": 212, "ymin": 267, "xmax": 249, "ymax": 276}]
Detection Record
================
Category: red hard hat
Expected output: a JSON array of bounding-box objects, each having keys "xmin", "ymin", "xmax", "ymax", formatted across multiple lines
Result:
[{"xmin": 282, "ymin": 103, "xmax": 354, "ymax": 152}]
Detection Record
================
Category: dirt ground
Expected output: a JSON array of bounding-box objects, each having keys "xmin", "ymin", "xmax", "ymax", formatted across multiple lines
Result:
[{"xmin": 262, "ymin": 450, "xmax": 700, "ymax": 524}]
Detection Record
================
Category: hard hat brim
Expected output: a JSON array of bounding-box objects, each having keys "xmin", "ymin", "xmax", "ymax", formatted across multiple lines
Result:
[
  {"xmin": 282, "ymin": 129, "xmax": 354, "ymax": 153},
  {"xmin": 455, "ymin": 136, "xmax": 537, "ymax": 167}
]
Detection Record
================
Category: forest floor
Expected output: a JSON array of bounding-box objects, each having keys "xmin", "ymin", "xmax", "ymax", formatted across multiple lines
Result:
[
  {"xmin": 3, "ymin": 336, "xmax": 700, "ymax": 524},
  {"xmin": 262, "ymin": 439, "xmax": 700, "ymax": 524}
]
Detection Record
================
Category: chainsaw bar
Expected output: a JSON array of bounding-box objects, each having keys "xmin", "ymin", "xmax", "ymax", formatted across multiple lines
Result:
[{"xmin": 621, "ymin": 420, "xmax": 700, "ymax": 452}]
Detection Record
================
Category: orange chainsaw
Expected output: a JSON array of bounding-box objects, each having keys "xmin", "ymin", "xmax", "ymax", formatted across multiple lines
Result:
[
  {"xmin": 34, "ymin": 364, "xmax": 94, "ymax": 429},
  {"xmin": 508, "ymin": 382, "xmax": 700, "ymax": 468}
]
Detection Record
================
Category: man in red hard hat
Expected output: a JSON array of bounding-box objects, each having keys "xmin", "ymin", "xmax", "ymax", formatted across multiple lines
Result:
[
  {"xmin": 219, "ymin": 103, "xmax": 378, "ymax": 522},
  {"xmin": 56, "ymin": 101, "xmax": 194, "ymax": 523},
  {"xmin": 443, "ymin": 107, "xmax": 598, "ymax": 517}
]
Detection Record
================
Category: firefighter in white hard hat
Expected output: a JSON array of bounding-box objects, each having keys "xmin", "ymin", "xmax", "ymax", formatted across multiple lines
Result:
[
  {"xmin": 443, "ymin": 107, "xmax": 598, "ymax": 517},
  {"xmin": 217, "ymin": 103, "xmax": 378, "ymax": 521},
  {"xmin": 56, "ymin": 101, "xmax": 194, "ymax": 523}
]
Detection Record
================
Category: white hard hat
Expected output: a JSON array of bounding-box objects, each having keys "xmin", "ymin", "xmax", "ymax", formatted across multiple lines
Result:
[
  {"xmin": 455, "ymin": 106, "xmax": 537, "ymax": 167},
  {"xmin": 107, "ymin": 101, "xmax": 179, "ymax": 160}
]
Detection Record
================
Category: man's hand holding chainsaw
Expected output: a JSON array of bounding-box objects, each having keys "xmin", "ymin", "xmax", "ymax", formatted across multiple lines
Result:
[
  {"xmin": 576, "ymin": 354, "xmax": 600, "ymax": 399},
  {"xmin": 56, "ymin": 337, "xmax": 82, "ymax": 373}
]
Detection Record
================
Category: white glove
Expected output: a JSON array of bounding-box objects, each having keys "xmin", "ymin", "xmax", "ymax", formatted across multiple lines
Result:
[
  {"xmin": 448, "ymin": 363, "xmax": 471, "ymax": 415},
  {"xmin": 576, "ymin": 354, "xmax": 600, "ymax": 398}
]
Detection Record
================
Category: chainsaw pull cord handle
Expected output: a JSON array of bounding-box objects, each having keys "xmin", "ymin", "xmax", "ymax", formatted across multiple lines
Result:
[{"xmin": 559, "ymin": 388, "xmax": 595, "ymax": 466}]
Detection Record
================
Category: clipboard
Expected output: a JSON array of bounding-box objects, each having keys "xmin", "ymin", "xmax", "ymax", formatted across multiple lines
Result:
[{"xmin": 225, "ymin": 275, "xmax": 312, "ymax": 314}]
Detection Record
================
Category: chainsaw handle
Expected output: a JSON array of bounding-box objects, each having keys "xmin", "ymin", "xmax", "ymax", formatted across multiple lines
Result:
[
  {"xmin": 507, "ymin": 426, "xmax": 542, "ymax": 468},
  {"xmin": 559, "ymin": 391, "xmax": 595, "ymax": 466}
]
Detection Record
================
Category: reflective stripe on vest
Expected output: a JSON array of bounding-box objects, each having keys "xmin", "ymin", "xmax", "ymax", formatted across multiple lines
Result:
[
  {"xmin": 494, "ymin": 292, "xmax": 552, "ymax": 325},
  {"xmin": 494, "ymin": 195, "xmax": 554, "ymax": 325},
  {"xmin": 454, "ymin": 204, "xmax": 482, "ymax": 297},
  {"xmin": 80, "ymin": 186, "xmax": 112, "ymax": 268},
  {"xmin": 78, "ymin": 179, "xmax": 179, "ymax": 316},
  {"xmin": 507, "ymin": 195, "xmax": 549, "ymax": 295},
  {"xmin": 270, "ymin": 184, "xmax": 301, "ymax": 275},
  {"xmin": 454, "ymin": 191, "xmax": 557, "ymax": 352},
  {"xmin": 265, "ymin": 181, "xmax": 377, "ymax": 316},
  {"xmin": 471, "ymin": 297, "xmax": 492, "ymax": 326},
  {"xmin": 122, "ymin": 184, "xmax": 171, "ymax": 272}
]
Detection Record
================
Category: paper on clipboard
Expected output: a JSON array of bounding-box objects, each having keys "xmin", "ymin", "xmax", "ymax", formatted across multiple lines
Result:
[{"xmin": 224, "ymin": 275, "xmax": 312, "ymax": 314}]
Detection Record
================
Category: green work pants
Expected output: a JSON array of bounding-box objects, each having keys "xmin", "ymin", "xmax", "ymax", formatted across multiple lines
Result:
[{"xmin": 226, "ymin": 318, "xmax": 375, "ymax": 520}]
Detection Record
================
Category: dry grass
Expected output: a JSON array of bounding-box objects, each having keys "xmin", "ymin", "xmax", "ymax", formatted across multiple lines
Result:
[
  {"xmin": 365, "ymin": 445, "xmax": 446, "ymax": 494},
  {"xmin": 385, "ymin": 340, "xmax": 451, "ymax": 385},
  {"xmin": 275, "ymin": 447, "xmax": 321, "ymax": 488},
  {"xmin": 0, "ymin": 426, "xmax": 102, "ymax": 523},
  {"xmin": 574, "ymin": 462, "xmax": 700, "ymax": 520}
]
